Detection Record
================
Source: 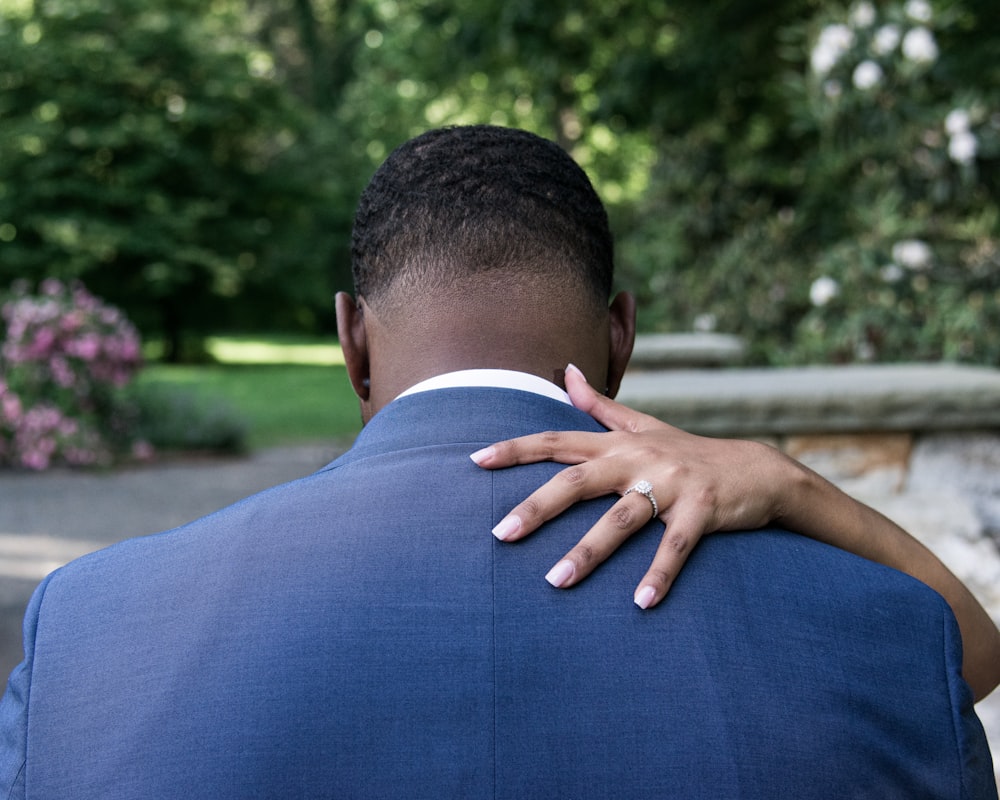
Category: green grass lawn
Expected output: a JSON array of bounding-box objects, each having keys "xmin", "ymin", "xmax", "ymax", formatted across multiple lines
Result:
[{"xmin": 137, "ymin": 335, "xmax": 362, "ymax": 449}]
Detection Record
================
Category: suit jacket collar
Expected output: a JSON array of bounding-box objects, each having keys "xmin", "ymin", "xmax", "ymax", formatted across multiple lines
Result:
[{"xmin": 322, "ymin": 387, "xmax": 606, "ymax": 472}]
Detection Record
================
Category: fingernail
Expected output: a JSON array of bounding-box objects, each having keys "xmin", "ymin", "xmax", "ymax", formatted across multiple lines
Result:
[
  {"xmin": 634, "ymin": 586, "xmax": 657, "ymax": 610},
  {"xmin": 565, "ymin": 363, "xmax": 585, "ymax": 379},
  {"xmin": 545, "ymin": 559, "xmax": 576, "ymax": 588},
  {"xmin": 492, "ymin": 515, "xmax": 521, "ymax": 541},
  {"xmin": 469, "ymin": 446, "xmax": 494, "ymax": 465}
]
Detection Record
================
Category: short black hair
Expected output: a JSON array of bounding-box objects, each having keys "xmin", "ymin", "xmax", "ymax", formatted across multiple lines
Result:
[{"xmin": 350, "ymin": 125, "xmax": 613, "ymax": 313}]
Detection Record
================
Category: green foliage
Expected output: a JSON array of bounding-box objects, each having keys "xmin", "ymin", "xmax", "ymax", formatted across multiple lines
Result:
[
  {"xmin": 129, "ymin": 381, "xmax": 248, "ymax": 453},
  {"xmin": 1, "ymin": 0, "xmax": 997, "ymax": 367},
  {"xmin": 136, "ymin": 362, "xmax": 360, "ymax": 447},
  {"xmin": 619, "ymin": 0, "xmax": 1000, "ymax": 365},
  {"xmin": 0, "ymin": 0, "xmax": 334, "ymax": 360}
]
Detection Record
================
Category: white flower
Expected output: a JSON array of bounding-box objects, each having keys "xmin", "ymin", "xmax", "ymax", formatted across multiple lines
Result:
[
  {"xmin": 902, "ymin": 27, "xmax": 938, "ymax": 63},
  {"xmin": 850, "ymin": 1, "xmax": 876, "ymax": 28},
  {"xmin": 855, "ymin": 341, "xmax": 877, "ymax": 361},
  {"xmin": 693, "ymin": 313, "xmax": 717, "ymax": 333},
  {"xmin": 852, "ymin": 60, "xmax": 884, "ymax": 90},
  {"xmin": 811, "ymin": 24, "xmax": 855, "ymax": 75},
  {"xmin": 880, "ymin": 264, "xmax": 904, "ymax": 283},
  {"xmin": 872, "ymin": 24, "xmax": 901, "ymax": 55},
  {"xmin": 892, "ymin": 239, "xmax": 933, "ymax": 270},
  {"xmin": 165, "ymin": 94, "xmax": 186, "ymax": 121},
  {"xmin": 945, "ymin": 108, "xmax": 970, "ymax": 136},
  {"xmin": 809, "ymin": 276, "xmax": 840, "ymax": 307},
  {"xmin": 904, "ymin": 0, "xmax": 933, "ymax": 23},
  {"xmin": 811, "ymin": 47, "xmax": 838, "ymax": 76},
  {"xmin": 948, "ymin": 130, "xmax": 978, "ymax": 164}
]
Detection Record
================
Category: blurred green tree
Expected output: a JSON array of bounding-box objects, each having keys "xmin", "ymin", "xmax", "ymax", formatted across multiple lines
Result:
[{"xmin": 0, "ymin": 0, "xmax": 331, "ymax": 360}]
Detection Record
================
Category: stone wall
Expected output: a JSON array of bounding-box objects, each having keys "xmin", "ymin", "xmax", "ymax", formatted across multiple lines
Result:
[{"xmin": 617, "ymin": 363, "xmax": 1000, "ymax": 436}]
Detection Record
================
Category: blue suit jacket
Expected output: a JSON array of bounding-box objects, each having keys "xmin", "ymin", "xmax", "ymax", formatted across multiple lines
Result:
[{"xmin": 0, "ymin": 388, "xmax": 995, "ymax": 798}]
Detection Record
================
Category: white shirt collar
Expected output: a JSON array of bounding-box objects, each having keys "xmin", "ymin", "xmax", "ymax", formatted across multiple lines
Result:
[{"xmin": 395, "ymin": 369, "xmax": 571, "ymax": 405}]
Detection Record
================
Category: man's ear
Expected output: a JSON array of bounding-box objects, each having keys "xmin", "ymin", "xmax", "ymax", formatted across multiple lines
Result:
[
  {"xmin": 605, "ymin": 291, "xmax": 636, "ymax": 399},
  {"xmin": 335, "ymin": 292, "xmax": 370, "ymax": 402}
]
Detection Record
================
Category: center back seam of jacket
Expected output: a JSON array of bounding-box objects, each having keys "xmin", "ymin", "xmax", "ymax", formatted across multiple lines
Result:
[{"xmin": 490, "ymin": 468, "xmax": 498, "ymax": 800}]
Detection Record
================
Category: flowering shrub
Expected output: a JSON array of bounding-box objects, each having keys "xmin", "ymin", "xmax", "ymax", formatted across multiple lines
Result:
[
  {"xmin": 619, "ymin": 0, "xmax": 1000, "ymax": 366},
  {"xmin": 795, "ymin": 0, "xmax": 1000, "ymax": 363},
  {"xmin": 0, "ymin": 279, "xmax": 149, "ymax": 469}
]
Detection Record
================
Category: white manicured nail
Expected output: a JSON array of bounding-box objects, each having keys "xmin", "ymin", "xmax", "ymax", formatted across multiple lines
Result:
[
  {"xmin": 469, "ymin": 446, "xmax": 494, "ymax": 465},
  {"xmin": 492, "ymin": 515, "xmax": 521, "ymax": 541},
  {"xmin": 634, "ymin": 585, "xmax": 657, "ymax": 610},
  {"xmin": 545, "ymin": 560, "xmax": 575, "ymax": 588}
]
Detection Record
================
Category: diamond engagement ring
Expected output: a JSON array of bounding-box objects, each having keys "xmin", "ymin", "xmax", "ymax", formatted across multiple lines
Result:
[{"xmin": 624, "ymin": 479, "xmax": 659, "ymax": 519}]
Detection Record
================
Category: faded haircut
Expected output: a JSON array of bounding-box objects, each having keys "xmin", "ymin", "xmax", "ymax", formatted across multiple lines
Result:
[{"xmin": 350, "ymin": 125, "xmax": 614, "ymax": 314}]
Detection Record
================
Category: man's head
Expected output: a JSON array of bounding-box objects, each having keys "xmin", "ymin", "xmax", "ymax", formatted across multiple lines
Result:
[
  {"xmin": 351, "ymin": 125, "xmax": 614, "ymax": 317},
  {"xmin": 336, "ymin": 125, "xmax": 635, "ymax": 422}
]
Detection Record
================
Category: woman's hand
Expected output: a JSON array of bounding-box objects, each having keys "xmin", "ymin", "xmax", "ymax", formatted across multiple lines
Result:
[{"xmin": 471, "ymin": 363, "xmax": 800, "ymax": 609}]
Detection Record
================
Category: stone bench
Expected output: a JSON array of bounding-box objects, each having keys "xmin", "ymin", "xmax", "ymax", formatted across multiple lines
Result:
[{"xmin": 617, "ymin": 363, "xmax": 1000, "ymax": 438}]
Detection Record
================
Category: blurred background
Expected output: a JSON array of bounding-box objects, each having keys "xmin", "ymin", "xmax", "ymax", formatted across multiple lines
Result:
[
  {"xmin": 0, "ymin": 0, "xmax": 998, "ymax": 459},
  {"xmin": 3, "ymin": 0, "xmax": 999, "ymax": 356}
]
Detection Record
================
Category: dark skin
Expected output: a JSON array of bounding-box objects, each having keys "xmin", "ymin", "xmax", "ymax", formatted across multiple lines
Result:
[{"xmin": 334, "ymin": 287, "xmax": 637, "ymax": 424}]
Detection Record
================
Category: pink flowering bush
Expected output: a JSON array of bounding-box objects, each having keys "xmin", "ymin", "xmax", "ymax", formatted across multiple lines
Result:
[{"xmin": 0, "ymin": 279, "xmax": 149, "ymax": 469}]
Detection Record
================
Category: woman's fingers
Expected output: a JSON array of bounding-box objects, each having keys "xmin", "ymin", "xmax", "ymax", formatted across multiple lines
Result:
[
  {"xmin": 564, "ymin": 363, "xmax": 665, "ymax": 434},
  {"xmin": 470, "ymin": 430, "xmax": 607, "ymax": 470},
  {"xmin": 489, "ymin": 459, "xmax": 626, "ymax": 542},
  {"xmin": 467, "ymin": 365, "xmax": 677, "ymax": 472},
  {"xmin": 543, "ymin": 492, "xmax": 665, "ymax": 589},
  {"xmin": 543, "ymin": 493, "xmax": 711, "ymax": 611},
  {"xmin": 632, "ymin": 506, "xmax": 707, "ymax": 608}
]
